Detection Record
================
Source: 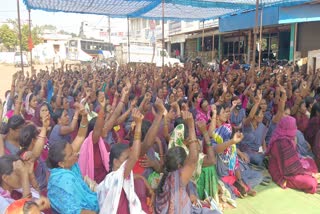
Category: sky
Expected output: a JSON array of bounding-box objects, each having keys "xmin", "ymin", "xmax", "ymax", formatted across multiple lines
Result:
[{"xmin": 0, "ymin": 0, "xmax": 127, "ymax": 33}]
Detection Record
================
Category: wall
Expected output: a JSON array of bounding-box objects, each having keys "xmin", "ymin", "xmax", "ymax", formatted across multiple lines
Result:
[
  {"xmin": 297, "ymin": 21, "xmax": 320, "ymax": 57},
  {"xmin": 219, "ymin": 7, "xmax": 279, "ymax": 32},
  {"xmin": 279, "ymin": 4, "xmax": 320, "ymax": 24},
  {"xmin": 0, "ymin": 52, "xmax": 15, "ymax": 64},
  {"xmin": 307, "ymin": 49, "xmax": 320, "ymax": 74}
]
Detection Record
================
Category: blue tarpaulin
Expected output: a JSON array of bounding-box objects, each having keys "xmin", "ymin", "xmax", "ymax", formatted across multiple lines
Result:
[{"xmin": 23, "ymin": 0, "xmax": 313, "ymax": 21}]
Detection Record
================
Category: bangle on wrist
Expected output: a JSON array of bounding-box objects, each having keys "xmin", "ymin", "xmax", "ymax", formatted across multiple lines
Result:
[
  {"xmin": 37, "ymin": 135, "xmax": 46, "ymax": 139},
  {"xmin": 188, "ymin": 139, "xmax": 198, "ymax": 145},
  {"xmin": 80, "ymin": 123, "xmax": 88, "ymax": 128}
]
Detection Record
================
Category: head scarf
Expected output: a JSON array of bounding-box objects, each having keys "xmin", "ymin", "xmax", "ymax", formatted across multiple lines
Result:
[
  {"xmin": 31, "ymin": 102, "xmax": 54, "ymax": 127},
  {"xmin": 25, "ymin": 93, "xmax": 35, "ymax": 117},
  {"xmin": 267, "ymin": 116, "xmax": 297, "ymax": 155},
  {"xmin": 168, "ymin": 124, "xmax": 204, "ymax": 182}
]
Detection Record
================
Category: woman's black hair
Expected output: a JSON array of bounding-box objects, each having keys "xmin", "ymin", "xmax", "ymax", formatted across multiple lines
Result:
[
  {"xmin": 51, "ymin": 95, "xmax": 57, "ymax": 104},
  {"xmin": 23, "ymin": 201, "xmax": 39, "ymax": 213},
  {"xmin": 178, "ymin": 99, "xmax": 188, "ymax": 110},
  {"xmin": 0, "ymin": 115, "xmax": 25, "ymax": 135},
  {"xmin": 52, "ymin": 108, "xmax": 64, "ymax": 124},
  {"xmin": 87, "ymin": 117, "xmax": 97, "ymax": 138},
  {"xmin": 17, "ymin": 124, "xmax": 39, "ymax": 156},
  {"xmin": 108, "ymin": 143, "xmax": 129, "ymax": 172},
  {"xmin": 305, "ymin": 96, "xmax": 314, "ymax": 110},
  {"xmin": 200, "ymin": 98, "xmax": 207, "ymax": 109},
  {"xmin": 0, "ymin": 155, "xmax": 20, "ymax": 184},
  {"xmin": 192, "ymin": 93, "xmax": 199, "ymax": 103},
  {"xmin": 310, "ymin": 102, "xmax": 320, "ymax": 118},
  {"xmin": 157, "ymin": 147, "xmax": 187, "ymax": 194},
  {"xmin": 28, "ymin": 94, "xmax": 35, "ymax": 103},
  {"xmin": 46, "ymin": 140, "xmax": 69, "ymax": 169},
  {"xmin": 216, "ymin": 104, "xmax": 226, "ymax": 115},
  {"xmin": 129, "ymin": 120, "xmax": 151, "ymax": 146}
]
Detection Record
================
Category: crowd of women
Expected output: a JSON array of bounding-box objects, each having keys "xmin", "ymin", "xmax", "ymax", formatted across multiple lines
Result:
[{"xmin": 0, "ymin": 61, "xmax": 320, "ymax": 214}]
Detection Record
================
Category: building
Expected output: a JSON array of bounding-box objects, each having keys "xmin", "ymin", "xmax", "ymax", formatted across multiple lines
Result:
[{"xmin": 218, "ymin": 1, "xmax": 320, "ymax": 68}]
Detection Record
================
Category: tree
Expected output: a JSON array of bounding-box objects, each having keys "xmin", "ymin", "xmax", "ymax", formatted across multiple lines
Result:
[
  {"xmin": 5, "ymin": 19, "xmax": 42, "ymax": 51},
  {"xmin": 0, "ymin": 24, "xmax": 17, "ymax": 51}
]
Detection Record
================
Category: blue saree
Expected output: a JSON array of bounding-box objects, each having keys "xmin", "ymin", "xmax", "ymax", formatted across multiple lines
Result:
[{"xmin": 47, "ymin": 163, "xmax": 99, "ymax": 214}]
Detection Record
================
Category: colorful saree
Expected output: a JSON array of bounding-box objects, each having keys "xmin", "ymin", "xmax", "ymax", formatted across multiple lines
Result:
[
  {"xmin": 168, "ymin": 124, "xmax": 204, "ymax": 182},
  {"xmin": 155, "ymin": 170, "xmax": 217, "ymax": 214},
  {"xmin": 211, "ymin": 124, "xmax": 238, "ymax": 176}
]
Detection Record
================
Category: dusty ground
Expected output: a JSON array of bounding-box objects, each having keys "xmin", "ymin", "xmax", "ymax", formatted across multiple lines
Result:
[{"xmin": 0, "ymin": 64, "xmax": 48, "ymax": 100}]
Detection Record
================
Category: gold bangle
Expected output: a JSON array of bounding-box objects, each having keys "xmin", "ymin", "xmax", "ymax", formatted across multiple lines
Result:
[
  {"xmin": 134, "ymin": 134, "xmax": 141, "ymax": 140},
  {"xmin": 188, "ymin": 139, "xmax": 198, "ymax": 146},
  {"xmin": 80, "ymin": 123, "xmax": 88, "ymax": 128}
]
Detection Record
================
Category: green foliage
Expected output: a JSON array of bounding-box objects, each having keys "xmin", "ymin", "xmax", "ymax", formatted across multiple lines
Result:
[
  {"xmin": 0, "ymin": 24, "xmax": 17, "ymax": 51},
  {"xmin": 0, "ymin": 19, "xmax": 42, "ymax": 51}
]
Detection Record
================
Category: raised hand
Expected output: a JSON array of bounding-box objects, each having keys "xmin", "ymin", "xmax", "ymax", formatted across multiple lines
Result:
[
  {"xmin": 182, "ymin": 111, "xmax": 194, "ymax": 128},
  {"xmin": 98, "ymin": 93, "xmax": 106, "ymax": 107},
  {"xmin": 36, "ymin": 197, "xmax": 51, "ymax": 210},
  {"xmin": 211, "ymin": 104, "xmax": 217, "ymax": 115},
  {"xmin": 132, "ymin": 108, "xmax": 144, "ymax": 124},
  {"xmin": 232, "ymin": 132, "xmax": 244, "ymax": 144},
  {"xmin": 42, "ymin": 115, "xmax": 51, "ymax": 130},
  {"xmin": 196, "ymin": 121, "xmax": 207, "ymax": 134},
  {"xmin": 254, "ymin": 89, "xmax": 262, "ymax": 104},
  {"xmin": 79, "ymin": 104, "xmax": 88, "ymax": 116},
  {"xmin": 13, "ymin": 160, "xmax": 28, "ymax": 178},
  {"xmin": 154, "ymin": 98, "xmax": 166, "ymax": 115}
]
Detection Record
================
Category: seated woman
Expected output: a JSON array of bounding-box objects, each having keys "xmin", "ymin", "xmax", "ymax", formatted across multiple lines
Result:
[
  {"xmin": 2, "ymin": 115, "xmax": 25, "ymax": 155},
  {"xmin": 18, "ymin": 120, "xmax": 50, "ymax": 193},
  {"xmin": 239, "ymin": 91, "xmax": 267, "ymax": 166},
  {"xmin": 267, "ymin": 116, "xmax": 319, "ymax": 194},
  {"xmin": 169, "ymin": 112, "xmax": 218, "ymax": 204},
  {"xmin": 97, "ymin": 108, "xmax": 146, "ymax": 214},
  {"xmin": 49, "ymin": 106, "xmax": 80, "ymax": 145},
  {"xmin": 155, "ymin": 111, "xmax": 217, "ymax": 214},
  {"xmin": 31, "ymin": 102, "xmax": 55, "ymax": 160},
  {"xmin": 0, "ymin": 155, "xmax": 38, "ymax": 207},
  {"xmin": 46, "ymin": 106, "xmax": 99, "ymax": 213},
  {"xmin": 211, "ymin": 105, "xmax": 261, "ymax": 198},
  {"xmin": 24, "ymin": 93, "xmax": 38, "ymax": 121}
]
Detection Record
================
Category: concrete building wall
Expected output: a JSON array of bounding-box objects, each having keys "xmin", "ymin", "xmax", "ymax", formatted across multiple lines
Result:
[{"xmin": 297, "ymin": 21, "xmax": 320, "ymax": 57}]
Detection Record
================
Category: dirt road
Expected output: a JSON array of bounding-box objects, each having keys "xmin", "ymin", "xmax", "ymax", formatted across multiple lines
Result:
[{"xmin": 0, "ymin": 64, "xmax": 47, "ymax": 100}]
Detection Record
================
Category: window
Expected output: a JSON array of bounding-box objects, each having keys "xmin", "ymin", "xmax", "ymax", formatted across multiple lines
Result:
[
  {"xmin": 80, "ymin": 41, "xmax": 87, "ymax": 50},
  {"xmin": 69, "ymin": 40, "xmax": 78, "ymax": 47},
  {"xmin": 199, "ymin": 36, "xmax": 215, "ymax": 52}
]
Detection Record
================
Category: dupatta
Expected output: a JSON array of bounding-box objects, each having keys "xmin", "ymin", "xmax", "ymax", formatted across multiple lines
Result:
[{"xmin": 97, "ymin": 160, "xmax": 146, "ymax": 214}]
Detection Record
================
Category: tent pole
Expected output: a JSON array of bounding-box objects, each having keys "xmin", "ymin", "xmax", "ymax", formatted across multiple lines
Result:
[
  {"xmin": 252, "ymin": 0, "xmax": 259, "ymax": 67},
  {"xmin": 127, "ymin": 17, "xmax": 130, "ymax": 63},
  {"xmin": 108, "ymin": 16, "xmax": 111, "ymax": 44},
  {"xmin": 212, "ymin": 31, "xmax": 215, "ymax": 62},
  {"xmin": 162, "ymin": 0, "xmax": 165, "ymax": 69},
  {"xmin": 202, "ymin": 21, "xmax": 204, "ymax": 57},
  {"xmin": 28, "ymin": 9, "xmax": 33, "ymax": 68},
  {"xmin": 258, "ymin": 7, "xmax": 263, "ymax": 68},
  {"xmin": 17, "ymin": 0, "xmax": 24, "ymax": 73}
]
